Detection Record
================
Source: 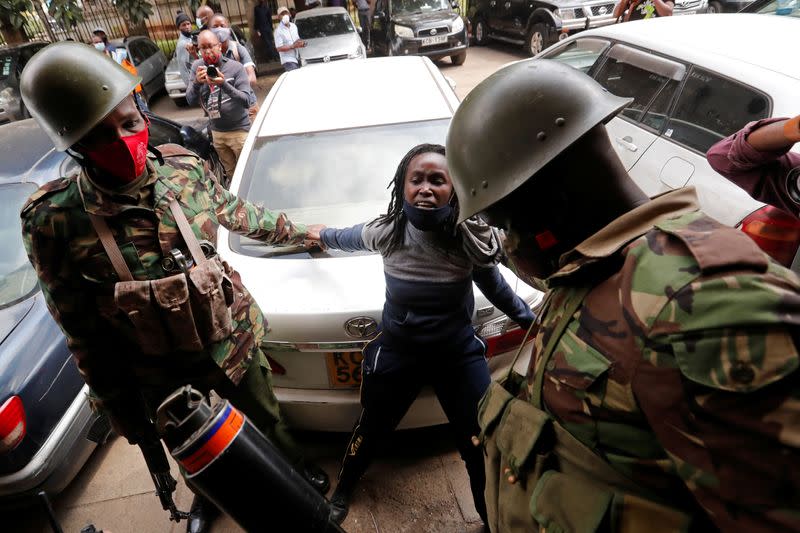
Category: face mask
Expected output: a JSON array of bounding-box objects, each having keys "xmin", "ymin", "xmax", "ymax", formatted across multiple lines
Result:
[
  {"xmin": 181, "ymin": 29, "xmax": 193, "ymax": 38},
  {"xmin": 93, "ymin": 42, "xmax": 105, "ymax": 52},
  {"xmin": 196, "ymin": 17, "xmax": 204, "ymax": 28},
  {"xmin": 83, "ymin": 126, "xmax": 150, "ymax": 185},
  {"xmin": 402, "ymin": 199, "xmax": 454, "ymax": 232},
  {"xmin": 202, "ymin": 48, "xmax": 221, "ymax": 65},
  {"xmin": 210, "ymin": 27, "xmax": 231, "ymax": 43},
  {"xmin": 281, "ymin": 14, "xmax": 290, "ymax": 24}
]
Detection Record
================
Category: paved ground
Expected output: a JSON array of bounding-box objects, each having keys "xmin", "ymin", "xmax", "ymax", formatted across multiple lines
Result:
[{"xmin": 10, "ymin": 43, "xmax": 528, "ymax": 533}]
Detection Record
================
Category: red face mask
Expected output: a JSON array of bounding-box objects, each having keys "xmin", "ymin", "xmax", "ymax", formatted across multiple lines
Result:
[
  {"xmin": 84, "ymin": 126, "xmax": 150, "ymax": 185},
  {"xmin": 202, "ymin": 49, "xmax": 221, "ymax": 65}
]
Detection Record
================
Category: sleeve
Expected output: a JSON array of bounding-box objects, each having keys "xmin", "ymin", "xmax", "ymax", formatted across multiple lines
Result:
[
  {"xmin": 706, "ymin": 118, "xmax": 800, "ymax": 217},
  {"xmin": 185, "ymin": 61, "xmax": 202, "ymax": 106},
  {"xmin": 177, "ymin": 43, "xmax": 192, "ymax": 84},
  {"xmin": 320, "ymin": 223, "xmax": 369, "ymax": 252},
  {"xmin": 220, "ymin": 64, "xmax": 252, "ymax": 107},
  {"xmin": 238, "ymin": 43, "xmax": 256, "ymax": 69},
  {"xmin": 195, "ymin": 158, "xmax": 306, "ymax": 244},
  {"xmin": 636, "ymin": 266, "xmax": 800, "ymax": 532},
  {"xmin": 274, "ymin": 29, "xmax": 284, "ymax": 48},
  {"xmin": 473, "ymin": 266, "xmax": 535, "ymax": 329}
]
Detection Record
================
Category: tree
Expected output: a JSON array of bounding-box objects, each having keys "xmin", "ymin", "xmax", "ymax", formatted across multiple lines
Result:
[
  {"xmin": 113, "ymin": 0, "xmax": 153, "ymax": 26},
  {"xmin": 0, "ymin": 0, "xmax": 32, "ymax": 44}
]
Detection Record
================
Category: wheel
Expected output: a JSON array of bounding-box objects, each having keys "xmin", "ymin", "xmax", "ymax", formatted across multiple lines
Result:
[
  {"xmin": 173, "ymin": 97, "xmax": 189, "ymax": 108},
  {"xmin": 473, "ymin": 18, "xmax": 489, "ymax": 46},
  {"xmin": 525, "ymin": 23, "xmax": 549, "ymax": 56},
  {"xmin": 707, "ymin": 0, "xmax": 723, "ymax": 13},
  {"xmin": 451, "ymin": 51, "xmax": 467, "ymax": 66}
]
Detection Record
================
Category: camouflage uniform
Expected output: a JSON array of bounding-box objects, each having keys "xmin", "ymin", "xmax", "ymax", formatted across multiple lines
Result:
[
  {"xmin": 21, "ymin": 146, "xmax": 306, "ymax": 457},
  {"xmin": 479, "ymin": 187, "xmax": 800, "ymax": 532}
]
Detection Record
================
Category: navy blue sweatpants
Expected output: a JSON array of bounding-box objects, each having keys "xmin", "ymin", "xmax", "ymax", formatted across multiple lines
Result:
[{"xmin": 337, "ymin": 334, "xmax": 490, "ymax": 523}]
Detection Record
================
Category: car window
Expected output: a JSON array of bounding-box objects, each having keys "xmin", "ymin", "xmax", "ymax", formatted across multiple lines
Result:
[
  {"xmin": 664, "ymin": 67, "xmax": 770, "ymax": 153},
  {"xmin": 128, "ymin": 41, "xmax": 147, "ymax": 66},
  {"xmin": 745, "ymin": 0, "xmax": 800, "ymax": 16},
  {"xmin": 147, "ymin": 115, "xmax": 183, "ymax": 145},
  {"xmin": 594, "ymin": 44, "xmax": 686, "ymax": 130},
  {"xmin": 540, "ymin": 38, "xmax": 610, "ymax": 74},
  {"xmin": 0, "ymin": 183, "xmax": 40, "ymax": 308},
  {"xmin": 297, "ymin": 14, "xmax": 356, "ymax": 38},
  {"xmin": 232, "ymin": 118, "xmax": 451, "ymax": 258},
  {"xmin": 141, "ymin": 39, "xmax": 161, "ymax": 58},
  {"xmin": 391, "ymin": 0, "xmax": 450, "ymax": 16}
]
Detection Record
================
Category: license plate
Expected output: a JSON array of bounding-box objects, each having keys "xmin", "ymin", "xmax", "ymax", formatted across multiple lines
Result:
[
  {"xmin": 325, "ymin": 352, "xmax": 364, "ymax": 388},
  {"xmin": 421, "ymin": 35, "xmax": 447, "ymax": 47}
]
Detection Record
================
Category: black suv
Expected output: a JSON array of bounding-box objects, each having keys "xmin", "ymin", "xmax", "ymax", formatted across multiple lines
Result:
[
  {"xmin": 371, "ymin": 0, "xmax": 469, "ymax": 65},
  {"xmin": 470, "ymin": 0, "xmax": 617, "ymax": 55}
]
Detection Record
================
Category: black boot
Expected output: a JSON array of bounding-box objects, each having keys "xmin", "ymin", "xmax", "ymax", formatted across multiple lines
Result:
[
  {"xmin": 301, "ymin": 462, "xmax": 330, "ymax": 495},
  {"xmin": 328, "ymin": 483, "xmax": 352, "ymax": 525},
  {"xmin": 186, "ymin": 494, "xmax": 219, "ymax": 533}
]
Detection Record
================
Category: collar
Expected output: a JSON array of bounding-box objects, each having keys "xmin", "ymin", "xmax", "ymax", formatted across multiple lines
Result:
[
  {"xmin": 550, "ymin": 187, "xmax": 701, "ymax": 280},
  {"xmin": 78, "ymin": 156, "xmax": 164, "ymax": 216}
]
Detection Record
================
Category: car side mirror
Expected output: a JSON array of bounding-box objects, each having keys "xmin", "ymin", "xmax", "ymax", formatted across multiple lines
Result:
[
  {"xmin": 374, "ymin": 10, "xmax": 386, "ymax": 20},
  {"xmin": 451, "ymin": 0, "xmax": 460, "ymax": 9}
]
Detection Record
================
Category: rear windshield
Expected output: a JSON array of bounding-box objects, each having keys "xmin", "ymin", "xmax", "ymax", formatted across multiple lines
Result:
[
  {"xmin": 0, "ymin": 183, "xmax": 39, "ymax": 308},
  {"xmin": 297, "ymin": 14, "xmax": 356, "ymax": 38},
  {"xmin": 231, "ymin": 119, "xmax": 450, "ymax": 257}
]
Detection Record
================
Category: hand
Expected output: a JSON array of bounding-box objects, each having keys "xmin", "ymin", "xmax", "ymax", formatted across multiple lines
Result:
[
  {"xmin": 186, "ymin": 41, "xmax": 198, "ymax": 58},
  {"xmin": 784, "ymin": 115, "xmax": 800, "ymax": 143},
  {"xmin": 256, "ymin": 30, "xmax": 262, "ymax": 37},
  {"xmin": 207, "ymin": 71, "xmax": 225, "ymax": 86},
  {"xmin": 195, "ymin": 66, "xmax": 208, "ymax": 84},
  {"xmin": 293, "ymin": 39, "xmax": 306, "ymax": 48},
  {"xmin": 305, "ymin": 224, "xmax": 326, "ymax": 241}
]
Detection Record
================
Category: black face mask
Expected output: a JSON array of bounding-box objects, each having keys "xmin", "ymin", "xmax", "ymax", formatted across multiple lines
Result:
[
  {"xmin": 181, "ymin": 30, "xmax": 193, "ymax": 38},
  {"xmin": 402, "ymin": 199, "xmax": 454, "ymax": 232}
]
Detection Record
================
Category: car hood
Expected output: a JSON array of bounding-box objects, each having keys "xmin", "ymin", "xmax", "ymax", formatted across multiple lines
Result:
[
  {"xmin": 0, "ymin": 297, "xmax": 35, "ymax": 348},
  {"xmin": 0, "ymin": 118, "xmax": 64, "ymax": 182},
  {"xmin": 299, "ymin": 35, "xmax": 362, "ymax": 60},
  {"xmin": 392, "ymin": 11, "xmax": 458, "ymax": 26}
]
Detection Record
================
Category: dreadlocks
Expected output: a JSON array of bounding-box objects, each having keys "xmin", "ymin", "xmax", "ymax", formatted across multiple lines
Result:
[{"xmin": 370, "ymin": 143, "xmax": 450, "ymax": 255}]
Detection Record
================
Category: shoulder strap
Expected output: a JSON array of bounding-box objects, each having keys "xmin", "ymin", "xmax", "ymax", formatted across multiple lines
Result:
[
  {"xmin": 531, "ymin": 285, "xmax": 591, "ymax": 409},
  {"xmin": 168, "ymin": 199, "xmax": 207, "ymax": 266},
  {"xmin": 87, "ymin": 214, "xmax": 134, "ymax": 282},
  {"xmin": 231, "ymin": 43, "xmax": 240, "ymax": 62}
]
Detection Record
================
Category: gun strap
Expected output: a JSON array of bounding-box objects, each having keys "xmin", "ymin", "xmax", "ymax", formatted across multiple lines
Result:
[
  {"xmin": 88, "ymin": 214, "xmax": 134, "ymax": 282},
  {"xmin": 168, "ymin": 199, "xmax": 207, "ymax": 266}
]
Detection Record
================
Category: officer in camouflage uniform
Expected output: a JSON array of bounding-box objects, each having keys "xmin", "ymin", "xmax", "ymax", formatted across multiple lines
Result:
[
  {"xmin": 447, "ymin": 60, "xmax": 800, "ymax": 532},
  {"xmin": 19, "ymin": 42, "xmax": 328, "ymax": 533}
]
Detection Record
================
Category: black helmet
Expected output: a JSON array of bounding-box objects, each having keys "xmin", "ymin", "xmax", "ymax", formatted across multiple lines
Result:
[
  {"xmin": 20, "ymin": 41, "xmax": 141, "ymax": 151},
  {"xmin": 447, "ymin": 59, "xmax": 631, "ymax": 223}
]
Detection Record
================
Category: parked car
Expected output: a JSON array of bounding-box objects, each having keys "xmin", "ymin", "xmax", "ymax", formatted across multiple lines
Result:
[
  {"xmin": 0, "ymin": 42, "xmax": 49, "ymax": 125},
  {"xmin": 673, "ymin": 0, "xmax": 710, "ymax": 14},
  {"xmin": 217, "ymin": 56, "xmax": 540, "ymax": 431},
  {"xmin": 371, "ymin": 0, "xmax": 469, "ymax": 65},
  {"xmin": 470, "ymin": 0, "xmax": 617, "ymax": 56},
  {"xmin": 295, "ymin": 7, "xmax": 366, "ymax": 66},
  {"xmin": 535, "ymin": 13, "xmax": 800, "ymax": 266},
  {"xmin": 740, "ymin": 0, "xmax": 799, "ymax": 14},
  {"xmin": 0, "ymin": 112, "xmax": 220, "ymax": 506},
  {"xmin": 109, "ymin": 36, "xmax": 168, "ymax": 103}
]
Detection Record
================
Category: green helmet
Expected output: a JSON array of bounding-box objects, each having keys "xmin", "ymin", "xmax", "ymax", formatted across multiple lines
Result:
[
  {"xmin": 447, "ymin": 59, "xmax": 632, "ymax": 223},
  {"xmin": 20, "ymin": 41, "xmax": 141, "ymax": 151}
]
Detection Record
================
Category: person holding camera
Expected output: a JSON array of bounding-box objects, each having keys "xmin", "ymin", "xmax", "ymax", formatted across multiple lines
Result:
[
  {"xmin": 613, "ymin": 0, "xmax": 673, "ymax": 21},
  {"xmin": 707, "ymin": 116, "xmax": 800, "ymax": 220},
  {"xmin": 274, "ymin": 6, "xmax": 306, "ymax": 72},
  {"xmin": 186, "ymin": 29, "xmax": 254, "ymax": 183}
]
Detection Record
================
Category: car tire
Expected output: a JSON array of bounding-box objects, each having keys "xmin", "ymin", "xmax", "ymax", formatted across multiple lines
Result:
[
  {"xmin": 525, "ymin": 22, "xmax": 549, "ymax": 56},
  {"xmin": 707, "ymin": 0, "xmax": 723, "ymax": 12},
  {"xmin": 473, "ymin": 18, "xmax": 489, "ymax": 46},
  {"xmin": 451, "ymin": 51, "xmax": 467, "ymax": 65}
]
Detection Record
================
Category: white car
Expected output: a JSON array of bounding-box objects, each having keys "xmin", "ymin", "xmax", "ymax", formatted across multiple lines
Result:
[
  {"xmin": 295, "ymin": 7, "xmax": 366, "ymax": 66},
  {"xmin": 536, "ymin": 13, "xmax": 800, "ymax": 267},
  {"xmin": 218, "ymin": 57, "xmax": 541, "ymax": 431}
]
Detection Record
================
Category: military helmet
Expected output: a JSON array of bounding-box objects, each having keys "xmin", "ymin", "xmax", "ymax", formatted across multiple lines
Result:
[
  {"xmin": 447, "ymin": 59, "xmax": 632, "ymax": 223},
  {"xmin": 20, "ymin": 41, "xmax": 141, "ymax": 151}
]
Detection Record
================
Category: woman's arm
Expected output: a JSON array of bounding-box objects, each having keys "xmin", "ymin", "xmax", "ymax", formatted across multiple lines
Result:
[{"xmin": 473, "ymin": 266, "xmax": 535, "ymax": 329}]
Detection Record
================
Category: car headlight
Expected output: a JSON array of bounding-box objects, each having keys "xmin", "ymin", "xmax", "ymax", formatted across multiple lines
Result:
[
  {"xmin": 552, "ymin": 7, "xmax": 561, "ymax": 17},
  {"xmin": 451, "ymin": 16, "xmax": 464, "ymax": 33},
  {"xmin": 348, "ymin": 46, "xmax": 364, "ymax": 58},
  {"xmin": 165, "ymin": 72, "xmax": 182, "ymax": 83},
  {"xmin": 394, "ymin": 24, "xmax": 414, "ymax": 38}
]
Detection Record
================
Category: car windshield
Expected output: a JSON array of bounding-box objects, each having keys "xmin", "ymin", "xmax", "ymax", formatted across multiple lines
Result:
[
  {"xmin": 0, "ymin": 183, "xmax": 39, "ymax": 308},
  {"xmin": 0, "ymin": 52, "xmax": 18, "ymax": 92},
  {"xmin": 232, "ymin": 119, "xmax": 450, "ymax": 258},
  {"xmin": 392, "ymin": 0, "xmax": 450, "ymax": 15},
  {"xmin": 297, "ymin": 14, "xmax": 356, "ymax": 38},
  {"xmin": 750, "ymin": 0, "xmax": 800, "ymax": 15}
]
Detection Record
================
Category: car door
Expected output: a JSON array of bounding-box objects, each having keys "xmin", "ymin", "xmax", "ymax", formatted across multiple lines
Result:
[
  {"xmin": 487, "ymin": 0, "xmax": 512, "ymax": 33},
  {"xmin": 140, "ymin": 39, "xmax": 166, "ymax": 97},
  {"xmin": 629, "ymin": 66, "xmax": 771, "ymax": 225},
  {"xmin": 127, "ymin": 40, "xmax": 153, "ymax": 95},
  {"xmin": 372, "ymin": 0, "xmax": 390, "ymax": 54},
  {"xmin": 590, "ymin": 44, "xmax": 686, "ymax": 192}
]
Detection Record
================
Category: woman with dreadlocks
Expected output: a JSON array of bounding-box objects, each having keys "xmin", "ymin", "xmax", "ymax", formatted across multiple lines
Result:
[{"xmin": 307, "ymin": 143, "xmax": 535, "ymax": 525}]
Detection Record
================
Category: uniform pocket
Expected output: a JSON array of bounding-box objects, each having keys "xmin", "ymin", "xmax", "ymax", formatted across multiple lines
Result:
[
  {"xmin": 189, "ymin": 259, "xmax": 233, "ymax": 344},
  {"xmin": 151, "ymin": 273, "xmax": 204, "ymax": 352},
  {"xmin": 114, "ymin": 280, "xmax": 171, "ymax": 355}
]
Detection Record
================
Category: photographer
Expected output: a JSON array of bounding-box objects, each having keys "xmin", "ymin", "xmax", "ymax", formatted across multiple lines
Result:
[
  {"xmin": 613, "ymin": 0, "xmax": 673, "ymax": 21},
  {"xmin": 186, "ymin": 30, "xmax": 255, "ymax": 183},
  {"xmin": 208, "ymin": 13, "xmax": 258, "ymax": 87},
  {"xmin": 707, "ymin": 116, "xmax": 800, "ymax": 219}
]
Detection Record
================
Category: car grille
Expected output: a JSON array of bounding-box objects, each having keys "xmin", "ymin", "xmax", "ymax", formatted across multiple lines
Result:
[
  {"xmin": 573, "ymin": 7, "xmax": 586, "ymax": 17},
  {"xmin": 590, "ymin": 3, "xmax": 615, "ymax": 15},
  {"xmin": 418, "ymin": 26, "xmax": 449, "ymax": 37},
  {"xmin": 676, "ymin": 0, "xmax": 702, "ymax": 7},
  {"xmin": 306, "ymin": 53, "xmax": 349, "ymax": 64}
]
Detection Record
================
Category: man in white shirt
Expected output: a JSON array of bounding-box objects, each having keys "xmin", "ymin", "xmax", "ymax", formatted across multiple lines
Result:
[{"xmin": 274, "ymin": 6, "xmax": 306, "ymax": 72}]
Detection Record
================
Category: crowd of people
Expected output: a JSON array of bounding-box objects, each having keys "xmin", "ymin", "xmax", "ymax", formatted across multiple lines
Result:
[{"xmin": 13, "ymin": 3, "xmax": 800, "ymax": 533}]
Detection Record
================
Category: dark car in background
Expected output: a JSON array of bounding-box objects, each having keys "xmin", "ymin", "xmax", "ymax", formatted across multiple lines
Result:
[
  {"xmin": 371, "ymin": 0, "xmax": 469, "ymax": 65},
  {"xmin": 0, "ymin": 112, "xmax": 220, "ymax": 507},
  {"xmin": 109, "ymin": 35, "xmax": 168, "ymax": 103},
  {"xmin": 0, "ymin": 42, "xmax": 49, "ymax": 125}
]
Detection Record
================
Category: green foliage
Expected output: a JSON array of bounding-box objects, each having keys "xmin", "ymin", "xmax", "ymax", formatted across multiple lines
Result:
[
  {"xmin": 154, "ymin": 37, "xmax": 177, "ymax": 58},
  {"xmin": 113, "ymin": 0, "xmax": 153, "ymax": 26},
  {"xmin": 48, "ymin": 0, "xmax": 83, "ymax": 28},
  {"xmin": 0, "ymin": 0, "xmax": 34, "ymax": 29}
]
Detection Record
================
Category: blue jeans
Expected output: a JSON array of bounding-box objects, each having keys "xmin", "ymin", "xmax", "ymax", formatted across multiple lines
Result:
[
  {"xmin": 282, "ymin": 61, "xmax": 299, "ymax": 72},
  {"xmin": 337, "ymin": 334, "xmax": 490, "ymax": 523}
]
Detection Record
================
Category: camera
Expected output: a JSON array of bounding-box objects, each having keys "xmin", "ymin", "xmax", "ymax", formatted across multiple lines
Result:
[{"xmin": 206, "ymin": 65, "xmax": 219, "ymax": 78}]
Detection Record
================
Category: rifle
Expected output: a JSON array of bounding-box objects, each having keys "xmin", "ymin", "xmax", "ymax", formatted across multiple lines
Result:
[{"xmin": 138, "ymin": 436, "xmax": 191, "ymax": 522}]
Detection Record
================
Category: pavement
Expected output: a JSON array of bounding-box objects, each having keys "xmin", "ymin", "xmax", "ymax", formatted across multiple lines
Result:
[{"xmin": 10, "ymin": 43, "xmax": 527, "ymax": 533}]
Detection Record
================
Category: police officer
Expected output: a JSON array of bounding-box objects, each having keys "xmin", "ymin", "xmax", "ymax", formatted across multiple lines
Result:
[
  {"xmin": 447, "ymin": 59, "xmax": 800, "ymax": 532},
  {"xmin": 19, "ymin": 42, "xmax": 328, "ymax": 533}
]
